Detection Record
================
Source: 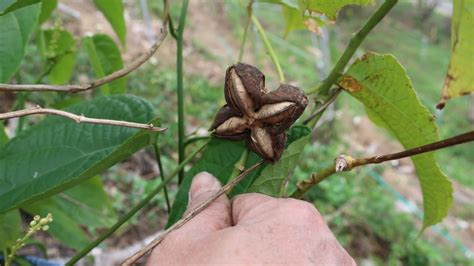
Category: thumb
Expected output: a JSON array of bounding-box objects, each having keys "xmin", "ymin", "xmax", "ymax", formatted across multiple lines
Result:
[{"xmin": 176, "ymin": 172, "xmax": 231, "ymax": 240}]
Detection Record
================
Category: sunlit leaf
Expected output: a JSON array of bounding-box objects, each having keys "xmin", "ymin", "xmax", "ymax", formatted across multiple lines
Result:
[
  {"xmin": 437, "ymin": 0, "xmax": 474, "ymax": 108},
  {"xmin": 340, "ymin": 53, "xmax": 453, "ymax": 229},
  {"xmin": 298, "ymin": 0, "xmax": 372, "ymax": 20}
]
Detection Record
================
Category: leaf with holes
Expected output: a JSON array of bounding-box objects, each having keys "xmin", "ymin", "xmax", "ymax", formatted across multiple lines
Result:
[
  {"xmin": 339, "ymin": 53, "xmax": 453, "ymax": 229},
  {"xmin": 0, "ymin": 95, "xmax": 159, "ymax": 214}
]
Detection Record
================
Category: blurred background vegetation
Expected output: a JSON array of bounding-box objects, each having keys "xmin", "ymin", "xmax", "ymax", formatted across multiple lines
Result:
[{"xmin": 4, "ymin": 0, "xmax": 473, "ymax": 265}]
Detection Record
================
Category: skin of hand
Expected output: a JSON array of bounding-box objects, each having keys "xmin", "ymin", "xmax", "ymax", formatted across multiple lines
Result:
[{"xmin": 148, "ymin": 172, "xmax": 355, "ymax": 265}]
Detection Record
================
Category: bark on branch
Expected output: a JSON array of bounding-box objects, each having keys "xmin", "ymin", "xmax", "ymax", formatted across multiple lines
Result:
[
  {"xmin": 292, "ymin": 131, "xmax": 474, "ymax": 198},
  {"xmin": 0, "ymin": 106, "xmax": 166, "ymax": 132}
]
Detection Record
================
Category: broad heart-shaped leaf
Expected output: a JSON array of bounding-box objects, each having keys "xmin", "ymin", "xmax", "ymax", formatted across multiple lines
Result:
[
  {"xmin": 92, "ymin": 0, "xmax": 126, "ymax": 45},
  {"xmin": 0, "ymin": 2, "xmax": 40, "ymax": 83},
  {"xmin": 0, "ymin": 95, "xmax": 158, "ymax": 214},
  {"xmin": 249, "ymin": 125, "xmax": 311, "ymax": 196},
  {"xmin": 82, "ymin": 34, "xmax": 127, "ymax": 95},
  {"xmin": 0, "ymin": 210, "xmax": 21, "ymax": 249},
  {"xmin": 166, "ymin": 138, "xmax": 246, "ymax": 227},
  {"xmin": 438, "ymin": 0, "xmax": 474, "ymax": 108},
  {"xmin": 23, "ymin": 176, "xmax": 116, "ymax": 250},
  {"xmin": 339, "ymin": 53, "xmax": 453, "ymax": 229},
  {"xmin": 297, "ymin": 0, "xmax": 372, "ymax": 20},
  {"xmin": 37, "ymin": 29, "xmax": 76, "ymax": 84}
]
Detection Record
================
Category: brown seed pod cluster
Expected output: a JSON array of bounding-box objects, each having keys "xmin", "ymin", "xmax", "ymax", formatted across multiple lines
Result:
[{"xmin": 210, "ymin": 63, "xmax": 308, "ymax": 162}]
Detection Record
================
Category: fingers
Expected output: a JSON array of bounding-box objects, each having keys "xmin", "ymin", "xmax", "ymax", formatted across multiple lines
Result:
[{"xmin": 174, "ymin": 172, "xmax": 232, "ymax": 240}]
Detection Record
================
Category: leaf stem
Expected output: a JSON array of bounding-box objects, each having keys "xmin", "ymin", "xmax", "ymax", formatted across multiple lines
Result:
[
  {"xmin": 227, "ymin": 148, "xmax": 250, "ymax": 195},
  {"xmin": 153, "ymin": 143, "xmax": 171, "ymax": 213},
  {"xmin": 302, "ymin": 88, "xmax": 341, "ymax": 126},
  {"xmin": 176, "ymin": 0, "xmax": 190, "ymax": 184},
  {"xmin": 66, "ymin": 140, "xmax": 209, "ymax": 265},
  {"xmin": 306, "ymin": 0, "xmax": 398, "ymax": 96},
  {"xmin": 291, "ymin": 130, "xmax": 474, "ymax": 198},
  {"xmin": 251, "ymin": 14, "xmax": 285, "ymax": 83}
]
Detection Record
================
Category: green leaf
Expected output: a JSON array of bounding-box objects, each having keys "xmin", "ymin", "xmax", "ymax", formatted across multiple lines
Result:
[
  {"xmin": 340, "ymin": 53, "xmax": 453, "ymax": 229},
  {"xmin": 297, "ymin": 0, "xmax": 372, "ymax": 20},
  {"xmin": 438, "ymin": 0, "xmax": 474, "ymax": 107},
  {"xmin": 23, "ymin": 176, "xmax": 116, "ymax": 250},
  {"xmin": 166, "ymin": 138, "xmax": 246, "ymax": 227},
  {"xmin": 249, "ymin": 125, "xmax": 311, "ymax": 196},
  {"xmin": 0, "ymin": 95, "xmax": 158, "ymax": 214},
  {"xmin": 0, "ymin": 2, "xmax": 40, "ymax": 83},
  {"xmin": 83, "ymin": 34, "xmax": 127, "ymax": 94},
  {"xmin": 38, "ymin": 0, "xmax": 57, "ymax": 23},
  {"xmin": 92, "ymin": 0, "xmax": 126, "ymax": 45},
  {"xmin": 0, "ymin": 123, "xmax": 8, "ymax": 147},
  {"xmin": 0, "ymin": 210, "xmax": 21, "ymax": 249},
  {"xmin": 38, "ymin": 29, "xmax": 77, "ymax": 84},
  {"xmin": 0, "ymin": 0, "xmax": 40, "ymax": 15}
]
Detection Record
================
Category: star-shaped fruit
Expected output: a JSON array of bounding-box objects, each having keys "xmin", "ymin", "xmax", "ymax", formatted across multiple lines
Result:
[{"xmin": 210, "ymin": 63, "xmax": 308, "ymax": 162}]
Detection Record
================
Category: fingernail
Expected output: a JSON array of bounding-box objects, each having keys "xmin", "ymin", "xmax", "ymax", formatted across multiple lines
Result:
[{"xmin": 189, "ymin": 172, "xmax": 221, "ymax": 201}]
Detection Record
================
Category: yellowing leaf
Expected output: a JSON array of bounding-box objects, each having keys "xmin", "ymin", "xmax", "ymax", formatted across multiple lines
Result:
[
  {"xmin": 437, "ymin": 0, "xmax": 474, "ymax": 108},
  {"xmin": 340, "ymin": 53, "xmax": 453, "ymax": 229}
]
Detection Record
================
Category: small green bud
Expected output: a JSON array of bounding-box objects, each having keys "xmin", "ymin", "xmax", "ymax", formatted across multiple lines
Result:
[
  {"xmin": 34, "ymin": 215, "xmax": 40, "ymax": 221},
  {"xmin": 42, "ymin": 225, "xmax": 49, "ymax": 231},
  {"xmin": 30, "ymin": 220, "xmax": 37, "ymax": 226},
  {"xmin": 40, "ymin": 218, "xmax": 48, "ymax": 225}
]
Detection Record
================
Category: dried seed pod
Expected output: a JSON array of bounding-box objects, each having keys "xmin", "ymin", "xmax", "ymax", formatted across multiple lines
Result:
[{"xmin": 211, "ymin": 63, "xmax": 308, "ymax": 162}]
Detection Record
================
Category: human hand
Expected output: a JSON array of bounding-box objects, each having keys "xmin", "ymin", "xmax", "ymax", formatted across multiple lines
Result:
[{"xmin": 148, "ymin": 172, "xmax": 355, "ymax": 265}]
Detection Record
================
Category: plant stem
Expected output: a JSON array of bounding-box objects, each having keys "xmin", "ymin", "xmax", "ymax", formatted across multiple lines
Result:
[
  {"xmin": 303, "ymin": 88, "xmax": 341, "ymax": 126},
  {"xmin": 176, "ymin": 0, "xmax": 190, "ymax": 184},
  {"xmin": 227, "ymin": 148, "xmax": 250, "ymax": 195},
  {"xmin": 238, "ymin": 0, "xmax": 254, "ymax": 61},
  {"xmin": 291, "ymin": 130, "xmax": 474, "ymax": 198},
  {"xmin": 66, "ymin": 140, "xmax": 209, "ymax": 266},
  {"xmin": 184, "ymin": 135, "xmax": 211, "ymax": 149},
  {"xmin": 251, "ymin": 14, "xmax": 285, "ymax": 83},
  {"xmin": 153, "ymin": 143, "xmax": 171, "ymax": 213},
  {"xmin": 306, "ymin": 0, "xmax": 398, "ymax": 96}
]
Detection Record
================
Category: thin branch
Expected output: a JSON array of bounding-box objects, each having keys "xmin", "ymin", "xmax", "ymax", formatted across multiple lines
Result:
[
  {"xmin": 153, "ymin": 143, "xmax": 171, "ymax": 213},
  {"xmin": 238, "ymin": 0, "xmax": 254, "ymax": 61},
  {"xmin": 291, "ymin": 130, "xmax": 474, "ymax": 198},
  {"xmin": 306, "ymin": 0, "xmax": 398, "ymax": 96},
  {"xmin": 122, "ymin": 160, "xmax": 264, "ymax": 265},
  {"xmin": 0, "ymin": 0, "xmax": 171, "ymax": 93},
  {"xmin": 0, "ymin": 106, "xmax": 166, "ymax": 132},
  {"xmin": 251, "ymin": 14, "xmax": 285, "ymax": 83},
  {"xmin": 302, "ymin": 88, "xmax": 341, "ymax": 125},
  {"xmin": 184, "ymin": 135, "xmax": 211, "ymax": 149},
  {"xmin": 66, "ymin": 140, "xmax": 210, "ymax": 266}
]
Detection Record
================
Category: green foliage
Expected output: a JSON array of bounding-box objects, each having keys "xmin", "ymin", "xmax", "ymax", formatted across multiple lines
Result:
[
  {"xmin": 439, "ymin": 0, "xmax": 474, "ymax": 105},
  {"xmin": 341, "ymin": 53, "xmax": 453, "ymax": 229},
  {"xmin": 298, "ymin": 0, "xmax": 372, "ymax": 20},
  {"xmin": 24, "ymin": 176, "xmax": 116, "ymax": 250},
  {"xmin": 166, "ymin": 138, "xmax": 246, "ymax": 227},
  {"xmin": 38, "ymin": 0, "xmax": 56, "ymax": 23},
  {"xmin": 0, "ymin": 95, "xmax": 158, "ymax": 214},
  {"xmin": 0, "ymin": 210, "xmax": 21, "ymax": 249},
  {"xmin": 249, "ymin": 125, "xmax": 311, "ymax": 196},
  {"xmin": 92, "ymin": 0, "xmax": 126, "ymax": 45},
  {"xmin": 0, "ymin": 0, "xmax": 40, "ymax": 15},
  {"xmin": 0, "ymin": 123, "xmax": 8, "ymax": 146},
  {"xmin": 83, "ymin": 34, "xmax": 127, "ymax": 94},
  {"xmin": 37, "ymin": 28, "xmax": 76, "ymax": 84},
  {"xmin": 0, "ymin": 2, "xmax": 40, "ymax": 82}
]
